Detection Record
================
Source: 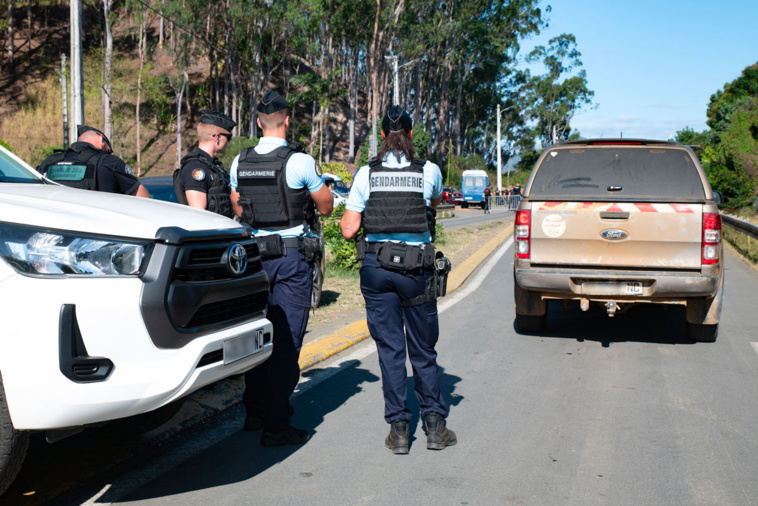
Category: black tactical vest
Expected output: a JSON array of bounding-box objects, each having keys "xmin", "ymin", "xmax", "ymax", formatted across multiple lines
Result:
[
  {"xmin": 363, "ymin": 158, "xmax": 429, "ymax": 235},
  {"xmin": 174, "ymin": 151, "xmax": 233, "ymax": 218},
  {"xmin": 235, "ymin": 145, "xmax": 310, "ymax": 230},
  {"xmin": 37, "ymin": 143, "xmax": 103, "ymax": 191}
]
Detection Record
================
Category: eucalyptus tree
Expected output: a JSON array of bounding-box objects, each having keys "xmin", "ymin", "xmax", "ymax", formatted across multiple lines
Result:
[{"xmin": 523, "ymin": 33, "xmax": 595, "ymax": 146}]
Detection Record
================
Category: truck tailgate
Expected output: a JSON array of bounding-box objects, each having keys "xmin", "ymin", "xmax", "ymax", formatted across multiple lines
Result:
[{"xmin": 530, "ymin": 201, "xmax": 703, "ymax": 269}]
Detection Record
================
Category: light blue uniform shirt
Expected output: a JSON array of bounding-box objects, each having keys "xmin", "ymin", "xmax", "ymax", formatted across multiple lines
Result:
[
  {"xmin": 230, "ymin": 137, "xmax": 324, "ymax": 238},
  {"xmin": 346, "ymin": 153, "xmax": 443, "ymax": 246}
]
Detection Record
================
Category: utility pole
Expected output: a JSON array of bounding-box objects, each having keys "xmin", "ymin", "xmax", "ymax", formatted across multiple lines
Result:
[
  {"xmin": 56, "ymin": 54, "xmax": 69, "ymax": 148},
  {"xmin": 497, "ymin": 104, "xmax": 502, "ymax": 194},
  {"xmin": 70, "ymin": 0, "xmax": 85, "ymax": 139}
]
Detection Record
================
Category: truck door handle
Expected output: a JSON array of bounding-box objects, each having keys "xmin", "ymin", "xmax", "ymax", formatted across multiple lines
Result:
[{"xmin": 600, "ymin": 212, "xmax": 629, "ymax": 220}]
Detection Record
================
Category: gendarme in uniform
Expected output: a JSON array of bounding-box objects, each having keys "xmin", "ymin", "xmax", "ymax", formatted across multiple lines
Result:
[
  {"xmin": 230, "ymin": 90, "xmax": 333, "ymax": 447},
  {"xmin": 37, "ymin": 125, "xmax": 144, "ymax": 196},
  {"xmin": 340, "ymin": 106, "xmax": 456, "ymax": 454},
  {"xmin": 173, "ymin": 110, "xmax": 235, "ymax": 217}
]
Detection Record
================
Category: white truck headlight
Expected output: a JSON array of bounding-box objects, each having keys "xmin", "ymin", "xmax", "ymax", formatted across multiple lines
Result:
[{"xmin": 0, "ymin": 223, "xmax": 150, "ymax": 276}]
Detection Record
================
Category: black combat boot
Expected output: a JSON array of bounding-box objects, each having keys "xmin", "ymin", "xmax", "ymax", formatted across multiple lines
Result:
[
  {"xmin": 425, "ymin": 413, "xmax": 457, "ymax": 450},
  {"xmin": 385, "ymin": 420, "xmax": 410, "ymax": 454}
]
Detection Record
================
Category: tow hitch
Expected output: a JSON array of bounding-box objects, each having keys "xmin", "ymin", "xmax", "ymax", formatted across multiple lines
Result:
[{"xmin": 605, "ymin": 301, "xmax": 618, "ymax": 317}]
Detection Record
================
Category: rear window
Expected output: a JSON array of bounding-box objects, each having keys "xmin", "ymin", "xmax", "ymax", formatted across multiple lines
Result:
[
  {"xmin": 464, "ymin": 177, "xmax": 485, "ymax": 188},
  {"xmin": 530, "ymin": 147, "xmax": 706, "ymax": 201}
]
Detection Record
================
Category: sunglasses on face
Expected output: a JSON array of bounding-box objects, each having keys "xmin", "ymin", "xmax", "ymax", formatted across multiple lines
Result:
[{"xmin": 216, "ymin": 132, "xmax": 232, "ymax": 141}]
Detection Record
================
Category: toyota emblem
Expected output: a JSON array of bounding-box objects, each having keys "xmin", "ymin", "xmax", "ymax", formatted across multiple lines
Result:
[{"xmin": 227, "ymin": 243, "xmax": 248, "ymax": 276}]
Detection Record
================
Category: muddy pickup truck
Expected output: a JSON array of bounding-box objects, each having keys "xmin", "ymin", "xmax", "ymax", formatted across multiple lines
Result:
[{"xmin": 513, "ymin": 139, "xmax": 724, "ymax": 342}]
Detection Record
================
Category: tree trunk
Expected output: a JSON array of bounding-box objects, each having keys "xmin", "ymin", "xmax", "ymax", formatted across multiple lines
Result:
[
  {"xmin": 158, "ymin": 0, "xmax": 164, "ymax": 49},
  {"xmin": 348, "ymin": 49, "xmax": 358, "ymax": 163},
  {"xmin": 175, "ymin": 69, "xmax": 187, "ymax": 168},
  {"xmin": 135, "ymin": 12, "xmax": 146, "ymax": 175},
  {"xmin": 250, "ymin": 37, "xmax": 261, "ymax": 138},
  {"xmin": 102, "ymin": 0, "xmax": 113, "ymax": 142},
  {"xmin": 7, "ymin": 0, "xmax": 13, "ymax": 67}
]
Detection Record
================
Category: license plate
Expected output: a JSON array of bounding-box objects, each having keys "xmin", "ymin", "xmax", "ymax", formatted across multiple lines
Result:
[
  {"xmin": 583, "ymin": 281, "xmax": 643, "ymax": 296},
  {"xmin": 223, "ymin": 330, "xmax": 264, "ymax": 365},
  {"xmin": 625, "ymin": 282, "xmax": 643, "ymax": 295}
]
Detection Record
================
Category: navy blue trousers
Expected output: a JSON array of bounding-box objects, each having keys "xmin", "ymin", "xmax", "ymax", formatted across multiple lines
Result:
[
  {"xmin": 243, "ymin": 247, "xmax": 313, "ymax": 430},
  {"xmin": 360, "ymin": 252, "xmax": 448, "ymax": 423}
]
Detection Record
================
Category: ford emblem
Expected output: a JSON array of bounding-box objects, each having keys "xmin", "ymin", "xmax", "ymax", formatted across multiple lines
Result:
[
  {"xmin": 601, "ymin": 229, "xmax": 628, "ymax": 241},
  {"xmin": 227, "ymin": 243, "xmax": 248, "ymax": 276}
]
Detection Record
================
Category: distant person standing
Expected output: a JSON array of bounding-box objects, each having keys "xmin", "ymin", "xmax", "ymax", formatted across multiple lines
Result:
[
  {"xmin": 174, "ymin": 110, "xmax": 236, "ymax": 217},
  {"xmin": 37, "ymin": 125, "xmax": 149, "ymax": 197},
  {"xmin": 483, "ymin": 185, "xmax": 492, "ymax": 214}
]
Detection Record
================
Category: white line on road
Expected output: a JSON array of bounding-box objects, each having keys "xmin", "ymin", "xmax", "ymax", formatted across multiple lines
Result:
[{"xmin": 751, "ymin": 342, "xmax": 758, "ymax": 356}]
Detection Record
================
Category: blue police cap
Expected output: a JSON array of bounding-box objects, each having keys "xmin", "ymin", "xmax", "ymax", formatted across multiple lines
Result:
[
  {"xmin": 257, "ymin": 91, "xmax": 289, "ymax": 114},
  {"xmin": 200, "ymin": 110, "xmax": 236, "ymax": 131},
  {"xmin": 382, "ymin": 106, "xmax": 412, "ymax": 132}
]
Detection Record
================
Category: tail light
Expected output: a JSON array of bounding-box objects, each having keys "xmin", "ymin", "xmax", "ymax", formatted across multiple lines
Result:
[
  {"xmin": 515, "ymin": 210, "xmax": 531, "ymax": 259},
  {"xmin": 702, "ymin": 213, "xmax": 721, "ymax": 265}
]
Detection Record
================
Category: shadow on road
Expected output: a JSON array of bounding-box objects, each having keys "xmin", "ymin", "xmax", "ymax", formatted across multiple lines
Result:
[
  {"xmin": 515, "ymin": 301, "xmax": 695, "ymax": 347},
  {"xmin": 109, "ymin": 360, "xmax": 381, "ymax": 502}
]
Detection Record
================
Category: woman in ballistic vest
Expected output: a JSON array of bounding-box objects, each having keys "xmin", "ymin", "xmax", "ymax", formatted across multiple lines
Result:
[
  {"xmin": 340, "ymin": 106, "xmax": 456, "ymax": 454},
  {"xmin": 173, "ymin": 110, "xmax": 235, "ymax": 217}
]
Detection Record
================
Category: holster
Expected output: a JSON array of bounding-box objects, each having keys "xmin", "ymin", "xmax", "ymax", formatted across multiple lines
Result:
[
  {"xmin": 302, "ymin": 236, "xmax": 321, "ymax": 264},
  {"xmin": 400, "ymin": 250, "xmax": 451, "ymax": 307},
  {"xmin": 355, "ymin": 234, "xmax": 367, "ymax": 261}
]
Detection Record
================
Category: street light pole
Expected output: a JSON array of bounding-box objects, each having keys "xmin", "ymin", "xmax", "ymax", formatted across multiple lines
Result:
[{"xmin": 497, "ymin": 104, "xmax": 502, "ymax": 194}]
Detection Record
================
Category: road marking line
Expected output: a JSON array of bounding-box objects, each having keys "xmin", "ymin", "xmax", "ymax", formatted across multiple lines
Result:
[{"xmin": 751, "ymin": 342, "xmax": 758, "ymax": 356}]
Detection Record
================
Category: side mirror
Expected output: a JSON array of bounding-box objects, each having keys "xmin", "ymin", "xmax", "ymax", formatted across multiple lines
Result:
[{"xmin": 712, "ymin": 191, "xmax": 723, "ymax": 206}]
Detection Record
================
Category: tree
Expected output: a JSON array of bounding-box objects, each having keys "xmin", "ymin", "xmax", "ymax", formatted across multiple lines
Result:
[{"xmin": 522, "ymin": 34, "xmax": 595, "ymax": 147}]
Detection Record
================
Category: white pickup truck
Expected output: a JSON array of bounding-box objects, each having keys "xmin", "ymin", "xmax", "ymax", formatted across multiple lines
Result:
[{"xmin": 0, "ymin": 146, "xmax": 273, "ymax": 494}]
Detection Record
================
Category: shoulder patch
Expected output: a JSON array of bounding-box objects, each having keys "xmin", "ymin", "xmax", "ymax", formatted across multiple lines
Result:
[
  {"xmin": 314, "ymin": 163, "xmax": 322, "ymax": 177},
  {"xmin": 192, "ymin": 169, "xmax": 206, "ymax": 181}
]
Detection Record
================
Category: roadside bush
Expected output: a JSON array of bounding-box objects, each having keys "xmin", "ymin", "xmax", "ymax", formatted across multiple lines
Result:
[
  {"xmin": 219, "ymin": 136, "xmax": 259, "ymax": 169},
  {"xmin": 322, "ymin": 203, "xmax": 360, "ymax": 271}
]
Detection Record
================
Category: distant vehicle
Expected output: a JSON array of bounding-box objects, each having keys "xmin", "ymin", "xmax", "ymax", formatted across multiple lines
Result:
[
  {"xmin": 442, "ymin": 186, "xmax": 457, "ymax": 204},
  {"xmin": 138, "ymin": 175, "xmax": 327, "ymax": 308},
  {"xmin": 513, "ymin": 139, "xmax": 724, "ymax": 342},
  {"xmin": 460, "ymin": 169, "xmax": 489, "ymax": 208},
  {"xmin": 322, "ymin": 173, "xmax": 349, "ymax": 196},
  {"xmin": 140, "ymin": 175, "xmax": 178, "ymax": 203},
  {"xmin": 451, "ymin": 190, "xmax": 463, "ymax": 205},
  {"xmin": 331, "ymin": 189, "xmax": 346, "ymax": 207}
]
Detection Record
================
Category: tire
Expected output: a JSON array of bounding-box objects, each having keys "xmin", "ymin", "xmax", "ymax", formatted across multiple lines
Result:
[
  {"xmin": 516, "ymin": 313, "xmax": 547, "ymax": 334},
  {"xmin": 0, "ymin": 373, "xmax": 29, "ymax": 496},
  {"xmin": 686, "ymin": 323, "xmax": 718, "ymax": 343},
  {"xmin": 311, "ymin": 255, "xmax": 325, "ymax": 309},
  {"xmin": 462, "ymin": 202, "xmax": 468, "ymax": 209}
]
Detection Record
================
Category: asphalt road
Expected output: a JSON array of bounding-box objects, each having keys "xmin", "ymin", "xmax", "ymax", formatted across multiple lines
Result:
[{"xmin": 5, "ymin": 230, "xmax": 758, "ymax": 505}]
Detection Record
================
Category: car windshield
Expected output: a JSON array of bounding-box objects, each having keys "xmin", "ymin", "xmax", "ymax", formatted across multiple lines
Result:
[
  {"xmin": 531, "ymin": 146, "xmax": 706, "ymax": 202},
  {"xmin": 0, "ymin": 149, "xmax": 44, "ymax": 184}
]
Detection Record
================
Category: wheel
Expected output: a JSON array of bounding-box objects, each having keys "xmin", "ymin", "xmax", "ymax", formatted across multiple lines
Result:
[
  {"xmin": 0, "ymin": 373, "xmax": 29, "ymax": 496},
  {"xmin": 516, "ymin": 313, "xmax": 546, "ymax": 334},
  {"xmin": 311, "ymin": 255, "xmax": 325, "ymax": 309},
  {"xmin": 686, "ymin": 323, "xmax": 718, "ymax": 343},
  {"xmin": 462, "ymin": 202, "xmax": 468, "ymax": 209}
]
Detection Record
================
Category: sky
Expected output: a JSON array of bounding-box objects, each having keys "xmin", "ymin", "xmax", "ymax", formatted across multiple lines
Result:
[{"xmin": 520, "ymin": 0, "xmax": 758, "ymax": 141}]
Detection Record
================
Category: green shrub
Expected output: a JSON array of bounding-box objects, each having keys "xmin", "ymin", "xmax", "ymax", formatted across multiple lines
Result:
[
  {"xmin": 219, "ymin": 136, "xmax": 259, "ymax": 169},
  {"xmin": 322, "ymin": 202, "xmax": 361, "ymax": 271}
]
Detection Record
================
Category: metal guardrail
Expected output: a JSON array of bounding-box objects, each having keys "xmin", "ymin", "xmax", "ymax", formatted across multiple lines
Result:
[
  {"xmin": 489, "ymin": 195, "xmax": 522, "ymax": 210},
  {"xmin": 437, "ymin": 203, "xmax": 455, "ymax": 218},
  {"xmin": 721, "ymin": 213, "xmax": 758, "ymax": 240}
]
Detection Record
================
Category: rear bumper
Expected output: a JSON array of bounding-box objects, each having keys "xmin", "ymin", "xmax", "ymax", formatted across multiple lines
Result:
[{"xmin": 515, "ymin": 266, "xmax": 721, "ymax": 301}]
